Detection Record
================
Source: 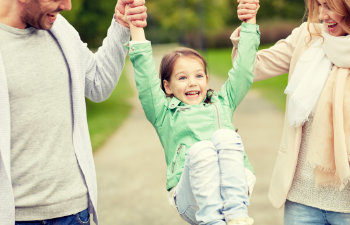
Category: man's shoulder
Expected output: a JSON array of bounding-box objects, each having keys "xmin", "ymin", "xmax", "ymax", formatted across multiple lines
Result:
[
  {"xmin": 50, "ymin": 14, "xmax": 80, "ymax": 38},
  {"xmin": 51, "ymin": 14, "xmax": 76, "ymax": 32}
]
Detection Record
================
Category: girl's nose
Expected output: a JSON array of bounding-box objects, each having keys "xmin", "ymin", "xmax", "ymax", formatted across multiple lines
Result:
[{"xmin": 188, "ymin": 77, "xmax": 197, "ymax": 86}]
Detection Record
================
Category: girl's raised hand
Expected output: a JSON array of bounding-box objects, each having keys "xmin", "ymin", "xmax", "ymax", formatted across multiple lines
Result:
[
  {"xmin": 124, "ymin": 0, "xmax": 147, "ymax": 41},
  {"xmin": 237, "ymin": 0, "xmax": 260, "ymax": 24}
]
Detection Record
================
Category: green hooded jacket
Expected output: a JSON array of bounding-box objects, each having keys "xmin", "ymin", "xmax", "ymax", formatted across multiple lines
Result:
[{"xmin": 128, "ymin": 23, "xmax": 260, "ymax": 191}]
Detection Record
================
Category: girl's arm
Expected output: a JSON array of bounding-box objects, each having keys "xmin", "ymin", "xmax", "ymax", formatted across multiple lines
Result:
[
  {"xmin": 126, "ymin": 3, "xmax": 146, "ymax": 41},
  {"xmin": 129, "ymin": 44, "xmax": 168, "ymax": 126},
  {"xmin": 232, "ymin": 0, "xmax": 304, "ymax": 81},
  {"xmin": 231, "ymin": 26, "xmax": 303, "ymax": 81},
  {"xmin": 219, "ymin": 0, "xmax": 260, "ymax": 110},
  {"xmin": 126, "ymin": 5, "xmax": 168, "ymax": 126}
]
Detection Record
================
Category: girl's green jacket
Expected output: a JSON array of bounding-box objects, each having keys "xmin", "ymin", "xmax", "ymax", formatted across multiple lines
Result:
[{"xmin": 128, "ymin": 23, "xmax": 260, "ymax": 191}]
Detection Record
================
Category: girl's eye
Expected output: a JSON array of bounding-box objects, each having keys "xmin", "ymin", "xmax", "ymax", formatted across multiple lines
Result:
[
  {"xmin": 178, "ymin": 76, "xmax": 187, "ymax": 80},
  {"xmin": 196, "ymin": 74, "xmax": 204, "ymax": 78}
]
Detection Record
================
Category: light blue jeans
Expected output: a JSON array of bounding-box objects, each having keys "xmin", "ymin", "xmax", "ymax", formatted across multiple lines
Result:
[
  {"xmin": 174, "ymin": 129, "xmax": 251, "ymax": 225},
  {"xmin": 284, "ymin": 200, "xmax": 350, "ymax": 225}
]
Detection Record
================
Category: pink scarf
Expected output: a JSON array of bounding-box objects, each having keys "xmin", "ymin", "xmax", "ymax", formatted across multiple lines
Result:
[{"xmin": 307, "ymin": 30, "xmax": 350, "ymax": 190}]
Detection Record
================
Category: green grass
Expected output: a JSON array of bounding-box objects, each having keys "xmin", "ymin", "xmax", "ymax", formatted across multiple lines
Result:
[
  {"xmin": 204, "ymin": 44, "xmax": 288, "ymax": 111},
  {"xmin": 86, "ymin": 71, "xmax": 134, "ymax": 151}
]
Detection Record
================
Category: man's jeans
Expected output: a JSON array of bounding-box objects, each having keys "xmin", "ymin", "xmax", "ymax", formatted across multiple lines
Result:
[
  {"xmin": 285, "ymin": 200, "xmax": 350, "ymax": 225},
  {"xmin": 174, "ymin": 129, "xmax": 253, "ymax": 225},
  {"xmin": 15, "ymin": 208, "xmax": 90, "ymax": 225}
]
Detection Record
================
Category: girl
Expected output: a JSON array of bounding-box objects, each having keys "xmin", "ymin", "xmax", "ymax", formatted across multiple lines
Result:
[
  {"xmin": 234, "ymin": 0, "xmax": 350, "ymax": 224},
  {"xmin": 126, "ymin": 1, "xmax": 259, "ymax": 224}
]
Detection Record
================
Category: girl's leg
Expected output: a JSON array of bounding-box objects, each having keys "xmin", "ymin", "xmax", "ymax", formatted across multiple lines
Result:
[
  {"xmin": 212, "ymin": 129, "xmax": 250, "ymax": 222},
  {"xmin": 174, "ymin": 161, "xmax": 199, "ymax": 225},
  {"xmin": 284, "ymin": 200, "xmax": 326, "ymax": 225},
  {"xmin": 176, "ymin": 140, "xmax": 226, "ymax": 225}
]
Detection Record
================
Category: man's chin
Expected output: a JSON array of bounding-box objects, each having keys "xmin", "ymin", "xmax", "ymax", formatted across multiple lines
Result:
[{"xmin": 37, "ymin": 23, "xmax": 54, "ymax": 30}]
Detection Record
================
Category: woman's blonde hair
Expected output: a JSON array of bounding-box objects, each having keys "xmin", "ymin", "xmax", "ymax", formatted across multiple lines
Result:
[{"xmin": 306, "ymin": 0, "xmax": 350, "ymax": 36}]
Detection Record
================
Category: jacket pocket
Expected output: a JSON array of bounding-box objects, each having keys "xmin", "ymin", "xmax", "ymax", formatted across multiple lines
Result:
[{"xmin": 171, "ymin": 144, "xmax": 186, "ymax": 174}]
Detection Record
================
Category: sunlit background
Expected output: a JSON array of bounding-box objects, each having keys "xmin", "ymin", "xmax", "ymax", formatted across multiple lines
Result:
[
  {"xmin": 61, "ymin": 1, "xmax": 308, "ymax": 224},
  {"xmin": 62, "ymin": 0, "xmax": 306, "ymax": 49}
]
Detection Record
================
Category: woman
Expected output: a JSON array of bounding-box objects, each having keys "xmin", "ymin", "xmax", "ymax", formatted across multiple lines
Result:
[{"xmin": 233, "ymin": 0, "xmax": 350, "ymax": 224}]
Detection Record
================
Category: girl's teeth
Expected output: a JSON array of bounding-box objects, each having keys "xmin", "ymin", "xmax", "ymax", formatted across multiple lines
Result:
[{"xmin": 186, "ymin": 91, "xmax": 198, "ymax": 95}]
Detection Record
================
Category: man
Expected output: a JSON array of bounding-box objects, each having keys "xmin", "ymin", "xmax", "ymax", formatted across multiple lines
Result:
[{"xmin": 0, "ymin": 0, "xmax": 146, "ymax": 224}]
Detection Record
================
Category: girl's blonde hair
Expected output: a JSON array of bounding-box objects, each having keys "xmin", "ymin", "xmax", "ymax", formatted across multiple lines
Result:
[{"xmin": 306, "ymin": 0, "xmax": 350, "ymax": 36}]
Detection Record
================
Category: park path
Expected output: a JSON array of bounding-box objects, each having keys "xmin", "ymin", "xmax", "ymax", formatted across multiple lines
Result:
[{"xmin": 94, "ymin": 45, "xmax": 285, "ymax": 225}]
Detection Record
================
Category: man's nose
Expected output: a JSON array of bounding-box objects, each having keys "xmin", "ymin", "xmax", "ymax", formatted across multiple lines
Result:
[{"xmin": 60, "ymin": 0, "xmax": 72, "ymax": 11}]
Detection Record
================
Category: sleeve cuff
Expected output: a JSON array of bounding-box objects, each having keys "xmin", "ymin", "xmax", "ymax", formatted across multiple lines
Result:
[
  {"xmin": 129, "ymin": 40, "xmax": 150, "ymax": 44},
  {"xmin": 125, "ymin": 41, "xmax": 152, "ymax": 53},
  {"xmin": 241, "ymin": 22, "xmax": 260, "ymax": 35}
]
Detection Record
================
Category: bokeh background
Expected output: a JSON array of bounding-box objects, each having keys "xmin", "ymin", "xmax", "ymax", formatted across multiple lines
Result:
[
  {"xmin": 61, "ymin": 1, "xmax": 307, "ymax": 224},
  {"xmin": 62, "ymin": 0, "xmax": 306, "ymax": 49},
  {"xmin": 61, "ymin": 0, "xmax": 307, "ymax": 150}
]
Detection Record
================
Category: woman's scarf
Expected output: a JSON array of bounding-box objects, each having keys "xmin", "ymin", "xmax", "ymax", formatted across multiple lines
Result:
[
  {"xmin": 284, "ymin": 39, "xmax": 332, "ymax": 127},
  {"xmin": 286, "ymin": 26, "xmax": 350, "ymax": 190}
]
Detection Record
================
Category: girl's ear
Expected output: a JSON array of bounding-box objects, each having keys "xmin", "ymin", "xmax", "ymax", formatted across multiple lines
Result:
[{"xmin": 163, "ymin": 80, "xmax": 173, "ymax": 95}]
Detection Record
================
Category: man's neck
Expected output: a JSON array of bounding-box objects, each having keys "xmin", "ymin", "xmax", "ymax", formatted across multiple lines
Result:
[{"xmin": 0, "ymin": 0, "xmax": 26, "ymax": 29}]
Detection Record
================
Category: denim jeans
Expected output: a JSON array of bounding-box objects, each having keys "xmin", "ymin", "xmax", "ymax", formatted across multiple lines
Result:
[
  {"xmin": 174, "ymin": 129, "xmax": 252, "ymax": 225},
  {"xmin": 284, "ymin": 200, "xmax": 350, "ymax": 225},
  {"xmin": 15, "ymin": 208, "xmax": 90, "ymax": 225}
]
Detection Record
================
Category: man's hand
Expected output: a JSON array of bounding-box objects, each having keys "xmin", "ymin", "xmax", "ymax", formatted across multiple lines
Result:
[
  {"xmin": 115, "ymin": 0, "xmax": 147, "ymax": 28},
  {"xmin": 237, "ymin": 0, "xmax": 260, "ymax": 24}
]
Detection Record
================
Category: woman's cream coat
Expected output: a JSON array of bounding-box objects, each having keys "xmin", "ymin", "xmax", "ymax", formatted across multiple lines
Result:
[{"xmin": 231, "ymin": 22, "xmax": 323, "ymax": 208}]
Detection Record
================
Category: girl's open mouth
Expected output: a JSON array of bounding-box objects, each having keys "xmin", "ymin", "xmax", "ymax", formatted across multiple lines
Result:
[{"xmin": 185, "ymin": 91, "xmax": 200, "ymax": 96}]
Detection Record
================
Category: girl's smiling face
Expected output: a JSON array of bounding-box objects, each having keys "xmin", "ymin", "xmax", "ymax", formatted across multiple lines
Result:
[
  {"xmin": 317, "ymin": 0, "xmax": 348, "ymax": 36},
  {"xmin": 163, "ymin": 56, "xmax": 209, "ymax": 105}
]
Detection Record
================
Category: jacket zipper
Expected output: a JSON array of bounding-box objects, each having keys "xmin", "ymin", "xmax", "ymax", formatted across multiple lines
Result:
[
  {"xmin": 172, "ymin": 145, "xmax": 183, "ymax": 173},
  {"xmin": 213, "ymin": 103, "xmax": 221, "ymax": 129}
]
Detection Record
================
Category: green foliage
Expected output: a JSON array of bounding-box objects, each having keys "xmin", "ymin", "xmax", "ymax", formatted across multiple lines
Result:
[
  {"xmin": 62, "ymin": 0, "xmax": 117, "ymax": 48},
  {"xmin": 146, "ymin": 0, "xmax": 230, "ymax": 44},
  {"xmin": 86, "ymin": 72, "xmax": 134, "ymax": 151},
  {"xmin": 61, "ymin": 0, "xmax": 306, "ymax": 47},
  {"xmin": 256, "ymin": 0, "xmax": 305, "ymax": 21},
  {"xmin": 205, "ymin": 44, "xmax": 287, "ymax": 111},
  {"xmin": 61, "ymin": 0, "xmax": 83, "ymax": 23}
]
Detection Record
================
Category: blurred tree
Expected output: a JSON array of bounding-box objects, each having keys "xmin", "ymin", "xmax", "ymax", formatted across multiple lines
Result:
[
  {"xmin": 146, "ymin": 0, "xmax": 231, "ymax": 45},
  {"xmin": 257, "ymin": 0, "xmax": 305, "ymax": 20},
  {"xmin": 61, "ymin": 0, "xmax": 83, "ymax": 24},
  {"xmin": 61, "ymin": 0, "xmax": 306, "ymax": 47},
  {"xmin": 62, "ymin": 0, "xmax": 117, "ymax": 48}
]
